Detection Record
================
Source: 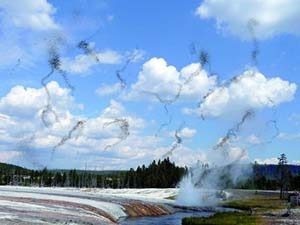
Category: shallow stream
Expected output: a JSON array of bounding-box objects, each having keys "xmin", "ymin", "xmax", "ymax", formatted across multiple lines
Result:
[{"xmin": 120, "ymin": 211, "xmax": 213, "ymax": 225}]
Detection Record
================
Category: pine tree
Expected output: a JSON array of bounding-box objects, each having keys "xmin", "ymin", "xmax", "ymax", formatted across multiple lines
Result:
[{"xmin": 278, "ymin": 153, "xmax": 289, "ymax": 199}]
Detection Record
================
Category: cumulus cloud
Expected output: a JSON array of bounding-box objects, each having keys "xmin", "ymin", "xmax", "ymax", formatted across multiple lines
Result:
[
  {"xmin": 179, "ymin": 127, "xmax": 197, "ymax": 138},
  {"xmin": 246, "ymin": 134, "xmax": 262, "ymax": 145},
  {"xmin": 0, "ymin": 82, "xmax": 195, "ymax": 169},
  {"xmin": 61, "ymin": 47, "xmax": 144, "ymax": 75},
  {"xmin": 0, "ymin": 82, "xmax": 78, "ymax": 145},
  {"xmin": 196, "ymin": 0, "xmax": 300, "ymax": 39},
  {"xmin": 0, "ymin": 0, "xmax": 59, "ymax": 30},
  {"xmin": 126, "ymin": 57, "xmax": 217, "ymax": 102},
  {"xmin": 0, "ymin": 81, "xmax": 78, "ymax": 120},
  {"xmin": 254, "ymin": 157, "xmax": 278, "ymax": 165},
  {"xmin": 61, "ymin": 50, "xmax": 122, "ymax": 74},
  {"xmin": 96, "ymin": 83, "xmax": 122, "ymax": 96},
  {"xmin": 185, "ymin": 70, "xmax": 297, "ymax": 118}
]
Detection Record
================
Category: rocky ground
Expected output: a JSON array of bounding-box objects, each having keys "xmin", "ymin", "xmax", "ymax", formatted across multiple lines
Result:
[{"xmin": 262, "ymin": 208, "xmax": 300, "ymax": 225}]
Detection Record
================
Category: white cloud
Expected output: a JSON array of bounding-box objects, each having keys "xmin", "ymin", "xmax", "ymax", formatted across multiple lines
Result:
[
  {"xmin": 179, "ymin": 127, "xmax": 197, "ymax": 138},
  {"xmin": 226, "ymin": 146, "xmax": 249, "ymax": 162},
  {"xmin": 246, "ymin": 134, "xmax": 262, "ymax": 145},
  {"xmin": 209, "ymin": 145, "xmax": 249, "ymax": 165},
  {"xmin": 255, "ymin": 158, "xmax": 300, "ymax": 165},
  {"xmin": 186, "ymin": 69, "xmax": 296, "ymax": 118},
  {"xmin": 125, "ymin": 49, "xmax": 146, "ymax": 63},
  {"xmin": 291, "ymin": 160, "xmax": 300, "ymax": 165},
  {"xmin": 168, "ymin": 147, "xmax": 207, "ymax": 167},
  {"xmin": 170, "ymin": 145, "xmax": 248, "ymax": 168},
  {"xmin": 254, "ymin": 157, "xmax": 278, "ymax": 165},
  {"xmin": 0, "ymin": 0, "xmax": 62, "ymax": 69},
  {"xmin": 0, "ymin": 150, "xmax": 22, "ymax": 163},
  {"xmin": 96, "ymin": 83, "xmax": 122, "ymax": 96},
  {"xmin": 61, "ymin": 50, "xmax": 122, "ymax": 74},
  {"xmin": 0, "ymin": 80, "xmax": 286, "ymax": 170},
  {"xmin": 0, "ymin": 0, "xmax": 59, "ymax": 30},
  {"xmin": 100, "ymin": 100, "xmax": 129, "ymax": 119},
  {"xmin": 254, "ymin": 157, "xmax": 300, "ymax": 165},
  {"xmin": 61, "ymin": 46, "xmax": 145, "ymax": 75},
  {"xmin": 0, "ymin": 81, "xmax": 77, "ymax": 120},
  {"xmin": 126, "ymin": 57, "xmax": 217, "ymax": 102},
  {"xmin": 167, "ymin": 127, "xmax": 197, "ymax": 141},
  {"xmin": 196, "ymin": 0, "xmax": 300, "ymax": 39},
  {"xmin": 0, "ymin": 82, "xmax": 184, "ymax": 169},
  {"xmin": 289, "ymin": 113, "xmax": 300, "ymax": 126},
  {"xmin": 278, "ymin": 132, "xmax": 300, "ymax": 141}
]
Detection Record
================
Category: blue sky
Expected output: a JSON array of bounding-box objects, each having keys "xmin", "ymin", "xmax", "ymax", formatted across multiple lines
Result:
[{"xmin": 0, "ymin": 0, "xmax": 299, "ymax": 169}]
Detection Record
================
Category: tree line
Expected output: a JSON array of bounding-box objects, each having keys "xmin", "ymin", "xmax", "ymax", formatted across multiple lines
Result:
[
  {"xmin": 237, "ymin": 154, "xmax": 300, "ymax": 198},
  {"xmin": 0, "ymin": 154, "xmax": 299, "ymax": 192},
  {"xmin": 0, "ymin": 158, "xmax": 187, "ymax": 188}
]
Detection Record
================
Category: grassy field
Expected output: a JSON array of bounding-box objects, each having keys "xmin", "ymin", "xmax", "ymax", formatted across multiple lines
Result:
[
  {"xmin": 222, "ymin": 194, "xmax": 285, "ymax": 212},
  {"xmin": 182, "ymin": 212, "xmax": 262, "ymax": 225},
  {"xmin": 182, "ymin": 193, "xmax": 288, "ymax": 225}
]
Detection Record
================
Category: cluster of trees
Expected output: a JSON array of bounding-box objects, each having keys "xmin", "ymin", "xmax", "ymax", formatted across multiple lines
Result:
[
  {"xmin": 0, "ymin": 158, "xmax": 186, "ymax": 188},
  {"xmin": 238, "ymin": 169, "xmax": 300, "ymax": 191},
  {"xmin": 124, "ymin": 158, "xmax": 187, "ymax": 188},
  {"xmin": 241, "ymin": 173, "xmax": 300, "ymax": 191},
  {"xmin": 0, "ymin": 166, "xmax": 107, "ymax": 187},
  {"xmin": 237, "ymin": 154, "xmax": 300, "ymax": 198}
]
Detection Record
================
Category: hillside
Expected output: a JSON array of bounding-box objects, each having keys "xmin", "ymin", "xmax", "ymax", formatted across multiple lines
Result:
[{"xmin": 0, "ymin": 162, "xmax": 30, "ymax": 174}]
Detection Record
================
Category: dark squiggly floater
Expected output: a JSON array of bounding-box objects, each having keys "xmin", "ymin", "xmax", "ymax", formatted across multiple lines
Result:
[
  {"xmin": 214, "ymin": 110, "xmax": 254, "ymax": 150},
  {"xmin": 52, "ymin": 120, "xmax": 86, "ymax": 156},
  {"xmin": 9, "ymin": 58, "xmax": 21, "ymax": 76},
  {"xmin": 103, "ymin": 118, "xmax": 130, "ymax": 150},
  {"xmin": 247, "ymin": 18, "xmax": 260, "ymax": 67},
  {"xmin": 41, "ymin": 48, "xmax": 74, "ymax": 127},
  {"xmin": 77, "ymin": 40, "xmax": 100, "ymax": 62},
  {"xmin": 162, "ymin": 122, "xmax": 185, "ymax": 158},
  {"xmin": 115, "ymin": 50, "xmax": 141, "ymax": 89}
]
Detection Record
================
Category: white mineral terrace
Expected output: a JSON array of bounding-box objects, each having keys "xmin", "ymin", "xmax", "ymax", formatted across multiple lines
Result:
[{"xmin": 0, "ymin": 186, "xmax": 179, "ymax": 224}]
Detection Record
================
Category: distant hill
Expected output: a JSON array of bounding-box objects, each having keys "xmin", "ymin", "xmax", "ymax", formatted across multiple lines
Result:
[
  {"xmin": 0, "ymin": 162, "xmax": 127, "ymax": 174},
  {"xmin": 50, "ymin": 169, "xmax": 127, "ymax": 175},
  {"xmin": 0, "ymin": 162, "xmax": 128, "ymax": 177},
  {"xmin": 0, "ymin": 162, "xmax": 30, "ymax": 174},
  {"xmin": 255, "ymin": 164, "xmax": 300, "ymax": 179}
]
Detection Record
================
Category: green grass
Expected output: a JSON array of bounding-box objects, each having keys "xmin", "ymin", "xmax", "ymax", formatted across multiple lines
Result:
[
  {"xmin": 182, "ymin": 194, "xmax": 287, "ymax": 225},
  {"xmin": 182, "ymin": 212, "xmax": 263, "ymax": 225},
  {"xmin": 222, "ymin": 195, "xmax": 285, "ymax": 212}
]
